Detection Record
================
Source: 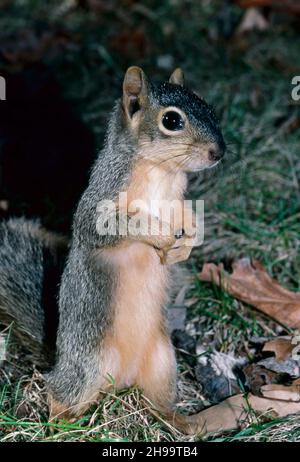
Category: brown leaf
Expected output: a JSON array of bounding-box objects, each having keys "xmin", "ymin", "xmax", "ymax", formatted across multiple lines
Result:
[
  {"xmin": 263, "ymin": 337, "xmax": 295, "ymax": 361},
  {"xmin": 190, "ymin": 393, "xmax": 300, "ymax": 435},
  {"xmin": 261, "ymin": 382, "xmax": 300, "ymax": 401},
  {"xmin": 242, "ymin": 363, "xmax": 282, "ymax": 395},
  {"xmin": 198, "ymin": 258, "xmax": 300, "ymax": 330}
]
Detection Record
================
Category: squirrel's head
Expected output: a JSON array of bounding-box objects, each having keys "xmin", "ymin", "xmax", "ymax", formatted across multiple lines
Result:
[{"xmin": 122, "ymin": 66, "xmax": 226, "ymax": 172}]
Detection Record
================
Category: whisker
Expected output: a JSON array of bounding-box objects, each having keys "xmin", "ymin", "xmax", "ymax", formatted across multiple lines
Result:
[{"xmin": 142, "ymin": 149, "xmax": 203, "ymax": 197}]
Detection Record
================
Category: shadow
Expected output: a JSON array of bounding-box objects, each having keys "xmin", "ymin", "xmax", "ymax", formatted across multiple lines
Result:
[{"xmin": 0, "ymin": 63, "xmax": 96, "ymax": 233}]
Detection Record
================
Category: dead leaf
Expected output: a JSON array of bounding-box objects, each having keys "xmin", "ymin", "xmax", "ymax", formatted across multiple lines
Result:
[
  {"xmin": 258, "ymin": 356, "xmax": 300, "ymax": 377},
  {"xmin": 198, "ymin": 258, "xmax": 300, "ymax": 330},
  {"xmin": 261, "ymin": 382, "xmax": 300, "ymax": 401},
  {"xmin": 242, "ymin": 363, "xmax": 283, "ymax": 395},
  {"xmin": 190, "ymin": 393, "xmax": 300, "ymax": 435},
  {"xmin": 257, "ymin": 335, "xmax": 300, "ymax": 376},
  {"xmin": 263, "ymin": 337, "xmax": 295, "ymax": 361}
]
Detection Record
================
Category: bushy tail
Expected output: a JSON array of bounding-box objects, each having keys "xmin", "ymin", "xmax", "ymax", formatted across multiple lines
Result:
[{"xmin": 0, "ymin": 218, "xmax": 68, "ymax": 367}]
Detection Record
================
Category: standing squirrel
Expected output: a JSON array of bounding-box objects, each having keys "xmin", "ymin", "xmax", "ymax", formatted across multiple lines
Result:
[{"xmin": 0, "ymin": 67, "xmax": 225, "ymax": 434}]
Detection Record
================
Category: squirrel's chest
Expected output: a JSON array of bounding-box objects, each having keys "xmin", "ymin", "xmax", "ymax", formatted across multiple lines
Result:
[
  {"xmin": 127, "ymin": 161, "xmax": 187, "ymax": 214},
  {"xmin": 98, "ymin": 162, "xmax": 184, "ymax": 389},
  {"xmin": 100, "ymin": 242, "xmax": 171, "ymax": 389}
]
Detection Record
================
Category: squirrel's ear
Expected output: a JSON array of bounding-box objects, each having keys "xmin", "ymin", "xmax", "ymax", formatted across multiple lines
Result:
[
  {"xmin": 169, "ymin": 68, "xmax": 184, "ymax": 86},
  {"xmin": 123, "ymin": 66, "xmax": 149, "ymax": 119}
]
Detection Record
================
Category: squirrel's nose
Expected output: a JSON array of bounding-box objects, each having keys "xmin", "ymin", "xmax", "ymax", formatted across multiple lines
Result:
[{"xmin": 208, "ymin": 141, "xmax": 226, "ymax": 162}]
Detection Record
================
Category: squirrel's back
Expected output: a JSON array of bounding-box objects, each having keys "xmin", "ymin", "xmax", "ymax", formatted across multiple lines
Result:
[{"xmin": 0, "ymin": 218, "xmax": 68, "ymax": 365}]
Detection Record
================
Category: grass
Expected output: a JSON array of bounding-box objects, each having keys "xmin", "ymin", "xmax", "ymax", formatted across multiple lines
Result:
[
  {"xmin": 213, "ymin": 414, "xmax": 300, "ymax": 442},
  {"xmin": 188, "ymin": 278, "xmax": 269, "ymax": 354},
  {"xmin": 1, "ymin": 0, "xmax": 300, "ymax": 442}
]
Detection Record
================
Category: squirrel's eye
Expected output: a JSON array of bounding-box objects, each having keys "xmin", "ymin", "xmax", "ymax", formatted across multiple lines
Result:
[{"xmin": 162, "ymin": 111, "xmax": 185, "ymax": 131}]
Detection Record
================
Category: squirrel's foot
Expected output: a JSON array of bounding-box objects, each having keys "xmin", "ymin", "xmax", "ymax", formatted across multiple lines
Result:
[{"xmin": 48, "ymin": 395, "xmax": 77, "ymax": 423}]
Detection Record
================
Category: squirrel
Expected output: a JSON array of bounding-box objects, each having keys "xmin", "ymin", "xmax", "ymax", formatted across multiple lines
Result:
[
  {"xmin": 0, "ymin": 217, "xmax": 68, "ymax": 366},
  {"xmin": 0, "ymin": 67, "xmax": 225, "ymax": 434}
]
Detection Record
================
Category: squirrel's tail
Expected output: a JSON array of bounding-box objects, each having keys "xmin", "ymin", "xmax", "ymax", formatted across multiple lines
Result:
[{"xmin": 0, "ymin": 218, "xmax": 68, "ymax": 367}]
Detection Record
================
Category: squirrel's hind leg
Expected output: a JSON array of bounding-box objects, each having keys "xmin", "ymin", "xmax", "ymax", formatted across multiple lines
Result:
[
  {"xmin": 136, "ymin": 335, "xmax": 209, "ymax": 436},
  {"xmin": 136, "ymin": 335, "xmax": 177, "ymax": 410},
  {"xmin": 45, "ymin": 353, "xmax": 108, "ymax": 423},
  {"xmin": 48, "ymin": 395, "xmax": 77, "ymax": 422},
  {"xmin": 47, "ymin": 388, "xmax": 100, "ymax": 423},
  {"xmin": 135, "ymin": 335, "xmax": 198, "ymax": 434}
]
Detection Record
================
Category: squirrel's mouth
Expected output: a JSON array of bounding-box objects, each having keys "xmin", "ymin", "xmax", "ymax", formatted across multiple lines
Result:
[
  {"xmin": 183, "ymin": 153, "xmax": 222, "ymax": 173},
  {"xmin": 185, "ymin": 160, "xmax": 220, "ymax": 173},
  {"xmin": 180, "ymin": 141, "xmax": 225, "ymax": 173},
  {"xmin": 207, "ymin": 159, "xmax": 221, "ymax": 169}
]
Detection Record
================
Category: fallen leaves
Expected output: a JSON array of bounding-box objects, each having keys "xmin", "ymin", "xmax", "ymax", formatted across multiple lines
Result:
[
  {"xmin": 198, "ymin": 258, "xmax": 300, "ymax": 330},
  {"xmin": 193, "ymin": 337, "xmax": 300, "ymax": 435},
  {"xmin": 242, "ymin": 363, "xmax": 283, "ymax": 396},
  {"xmin": 194, "ymin": 393, "xmax": 300, "ymax": 435},
  {"xmin": 194, "ymin": 261, "xmax": 300, "ymax": 434},
  {"xmin": 261, "ymin": 381, "xmax": 300, "ymax": 401},
  {"xmin": 263, "ymin": 336, "xmax": 295, "ymax": 361}
]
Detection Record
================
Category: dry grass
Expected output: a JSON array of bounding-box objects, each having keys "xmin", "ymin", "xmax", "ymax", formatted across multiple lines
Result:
[{"xmin": 0, "ymin": 358, "xmax": 206, "ymax": 442}]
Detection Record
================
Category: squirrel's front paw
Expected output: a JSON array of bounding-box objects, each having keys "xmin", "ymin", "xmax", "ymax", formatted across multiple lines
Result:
[
  {"xmin": 160, "ymin": 228, "xmax": 196, "ymax": 265},
  {"xmin": 151, "ymin": 222, "xmax": 176, "ymax": 251}
]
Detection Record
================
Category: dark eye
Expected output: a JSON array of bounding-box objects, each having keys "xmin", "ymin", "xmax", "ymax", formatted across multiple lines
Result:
[{"xmin": 162, "ymin": 111, "xmax": 185, "ymax": 131}]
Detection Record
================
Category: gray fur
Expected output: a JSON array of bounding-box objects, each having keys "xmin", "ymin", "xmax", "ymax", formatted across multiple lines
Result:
[
  {"xmin": 45, "ymin": 101, "xmax": 136, "ymax": 404},
  {"xmin": 0, "ymin": 218, "xmax": 67, "ymax": 363},
  {"xmin": 0, "ymin": 218, "xmax": 44, "ymax": 344},
  {"xmin": 0, "ymin": 74, "xmax": 225, "ymax": 410},
  {"xmin": 152, "ymin": 82, "xmax": 223, "ymax": 146}
]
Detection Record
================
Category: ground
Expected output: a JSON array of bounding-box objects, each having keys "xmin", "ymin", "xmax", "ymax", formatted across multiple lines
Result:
[{"xmin": 0, "ymin": 0, "xmax": 300, "ymax": 442}]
